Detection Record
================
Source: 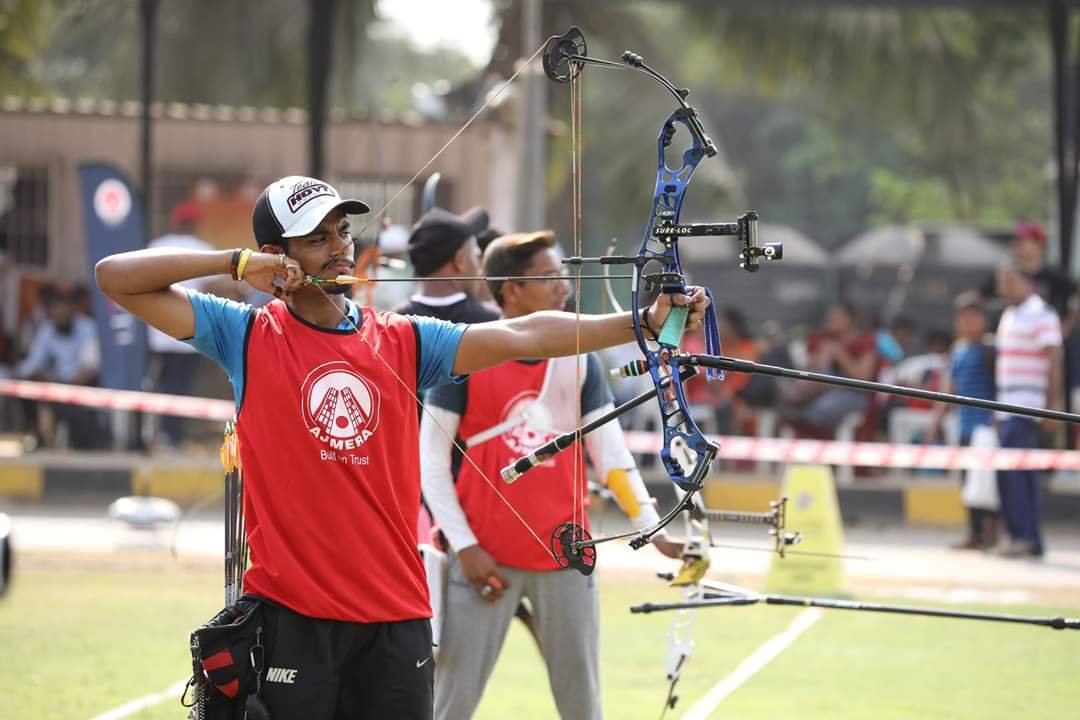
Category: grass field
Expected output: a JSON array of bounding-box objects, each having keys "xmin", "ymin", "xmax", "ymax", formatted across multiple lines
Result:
[{"xmin": 2, "ymin": 553, "xmax": 1078, "ymax": 719}]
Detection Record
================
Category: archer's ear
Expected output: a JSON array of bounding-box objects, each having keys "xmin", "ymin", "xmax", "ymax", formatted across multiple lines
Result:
[
  {"xmin": 451, "ymin": 245, "xmax": 470, "ymax": 272},
  {"xmin": 260, "ymin": 244, "xmax": 286, "ymax": 256},
  {"xmin": 499, "ymin": 278, "xmax": 523, "ymax": 308}
]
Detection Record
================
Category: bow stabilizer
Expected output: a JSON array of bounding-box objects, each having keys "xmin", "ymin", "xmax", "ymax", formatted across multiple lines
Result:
[{"xmin": 632, "ymin": 583, "xmax": 1080, "ymax": 630}]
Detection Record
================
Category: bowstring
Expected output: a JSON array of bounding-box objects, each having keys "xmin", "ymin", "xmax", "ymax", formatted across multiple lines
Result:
[
  {"xmin": 314, "ymin": 285, "xmax": 552, "ymax": 557},
  {"xmin": 308, "ymin": 37, "xmax": 556, "ymax": 559},
  {"xmin": 570, "ymin": 63, "xmax": 583, "ymax": 537},
  {"xmin": 355, "ymin": 42, "xmax": 549, "ymax": 238}
]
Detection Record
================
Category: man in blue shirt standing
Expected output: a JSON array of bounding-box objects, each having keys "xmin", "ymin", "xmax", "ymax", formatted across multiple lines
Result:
[{"xmin": 928, "ymin": 290, "xmax": 997, "ymax": 550}]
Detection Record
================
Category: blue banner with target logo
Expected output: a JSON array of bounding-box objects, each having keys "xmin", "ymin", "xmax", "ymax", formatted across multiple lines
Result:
[{"xmin": 79, "ymin": 163, "xmax": 147, "ymax": 391}]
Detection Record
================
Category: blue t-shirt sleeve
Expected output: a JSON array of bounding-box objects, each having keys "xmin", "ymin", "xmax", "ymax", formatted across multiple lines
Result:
[
  {"xmin": 582, "ymin": 352, "xmax": 614, "ymax": 415},
  {"xmin": 184, "ymin": 290, "xmax": 255, "ymax": 410},
  {"xmin": 410, "ymin": 315, "xmax": 467, "ymax": 391}
]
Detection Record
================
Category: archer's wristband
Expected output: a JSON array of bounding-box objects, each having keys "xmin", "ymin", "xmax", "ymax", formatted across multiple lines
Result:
[
  {"xmin": 229, "ymin": 249, "xmax": 242, "ymax": 281},
  {"xmin": 235, "ymin": 249, "xmax": 253, "ymax": 281}
]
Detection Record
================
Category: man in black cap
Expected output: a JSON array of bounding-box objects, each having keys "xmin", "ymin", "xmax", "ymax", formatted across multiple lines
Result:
[
  {"xmin": 395, "ymin": 207, "xmax": 499, "ymax": 322},
  {"xmin": 395, "ymin": 207, "xmax": 548, "ymax": 650}
]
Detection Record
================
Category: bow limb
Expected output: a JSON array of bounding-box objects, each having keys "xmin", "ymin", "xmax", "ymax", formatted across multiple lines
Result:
[
  {"xmin": 420, "ymin": 172, "xmax": 441, "ymax": 214},
  {"xmin": 602, "ymin": 239, "xmax": 625, "ymax": 314}
]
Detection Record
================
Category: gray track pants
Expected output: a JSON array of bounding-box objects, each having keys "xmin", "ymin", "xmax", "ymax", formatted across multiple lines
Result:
[{"xmin": 434, "ymin": 551, "xmax": 601, "ymax": 720}]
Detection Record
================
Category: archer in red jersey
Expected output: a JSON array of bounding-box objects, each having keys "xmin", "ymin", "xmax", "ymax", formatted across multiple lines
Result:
[
  {"xmin": 96, "ymin": 177, "xmax": 709, "ymax": 720},
  {"xmin": 422, "ymin": 231, "xmax": 682, "ymax": 720}
]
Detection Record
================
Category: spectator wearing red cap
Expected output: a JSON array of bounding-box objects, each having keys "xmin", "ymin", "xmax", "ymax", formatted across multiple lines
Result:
[
  {"xmin": 170, "ymin": 200, "xmax": 202, "ymax": 228},
  {"xmin": 1011, "ymin": 220, "xmax": 1075, "ymax": 318},
  {"xmin": 145, "ymin": 200, "xmax": 218, "ymax": 448},
  {"xmin": 1008, "ymin": 221, "xmax": 1077, "ymax": 434}
]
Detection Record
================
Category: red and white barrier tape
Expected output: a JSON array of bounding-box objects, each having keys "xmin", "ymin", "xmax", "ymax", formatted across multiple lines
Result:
[
  {"xmin": 0, "ymin": 379, "xmax": 233, "ymax": 422},
  {"xmin": 2, "ymin": 379, "xmax": 1076, "ymax": 470},
  {"xmin": 622, "ymin": 431, "xmax": 1080, "ymax": 471}
]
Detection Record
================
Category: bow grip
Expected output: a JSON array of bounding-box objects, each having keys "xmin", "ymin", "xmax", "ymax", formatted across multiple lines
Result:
[{"xmin": 658, "ymin": 305, "xmax": 688, "ymax": 347}]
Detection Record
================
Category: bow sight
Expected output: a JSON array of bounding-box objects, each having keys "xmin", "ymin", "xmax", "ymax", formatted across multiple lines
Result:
[
  {"xmin": 651, "ymin": 212, "xmax": 784, "ymax": 273},
  {"xmin": 563, "ymin": 211, "xmax": 782, "ymax": 277}
]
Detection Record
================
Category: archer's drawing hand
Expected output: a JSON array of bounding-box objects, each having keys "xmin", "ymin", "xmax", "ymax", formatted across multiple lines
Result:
[
  {"xmin": 645, "ymin": 286, "xmax": 710, "ymax": 334},
  {"xmin": 457, "ymin": 544, "xmax": 510, "ymax": 603},
  {"xmin": 243, "ymin": 251, "xmax": 305, "ymax": 300}
]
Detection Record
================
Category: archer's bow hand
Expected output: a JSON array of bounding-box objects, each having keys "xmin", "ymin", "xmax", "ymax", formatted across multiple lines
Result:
[
  {"xmin": 243, "ymin": 251, "xmax": 305, "ymax": 300},
  {"xmin": 645, "ymin": 286, "xmax": 710, "ymax": 335},
  {"xmin": 651, "ymin": 531, "xmax": 686, "ymax": 559}
]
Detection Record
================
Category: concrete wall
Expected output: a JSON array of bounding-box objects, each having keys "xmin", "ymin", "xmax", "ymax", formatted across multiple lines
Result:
[{"xmin": 0, "ymin": 100, "xmax": 513, "ymax": 280}]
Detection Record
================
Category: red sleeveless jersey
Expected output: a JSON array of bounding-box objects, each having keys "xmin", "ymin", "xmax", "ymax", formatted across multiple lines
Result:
[
  {"xmin": 456, "ymin": 360, "xmax": 589, "ymax": 570},
  {"xmin": 238, "ymin": 301, "xmax": 429, "ymax": 622}
]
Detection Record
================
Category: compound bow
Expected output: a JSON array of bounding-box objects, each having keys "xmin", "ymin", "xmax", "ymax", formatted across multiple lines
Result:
[
  {"xmin": 314, "ymin": 20, "xmax": 1080, "ymax": 600},
  {"xmin": 487, "ymin": 28, "xmax": 1080, "ymax": 715},
  {"xmin": 501, "ymin": 27, "xmax": 790, "ymax": 576}
]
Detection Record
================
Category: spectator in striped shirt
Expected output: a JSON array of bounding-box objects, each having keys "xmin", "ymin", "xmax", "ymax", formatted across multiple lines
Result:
[{"xmin": 993, "ymin": 264, "xmax": 1064, "ymax": 558}]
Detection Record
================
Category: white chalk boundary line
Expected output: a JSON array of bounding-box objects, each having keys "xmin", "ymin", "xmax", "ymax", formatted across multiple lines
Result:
[
  {"xmin": 682, "ymin": 608, "xmax": 824, "ymax": 720},
  {"xmin": 89, "ymin": 677, "xmax": 189, "ymax": 720}
]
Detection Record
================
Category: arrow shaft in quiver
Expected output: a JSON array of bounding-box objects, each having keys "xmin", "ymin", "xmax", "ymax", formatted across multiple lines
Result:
[{"xmin": 221, "ymin": 421, "xmax": 247, "ymax": 606}]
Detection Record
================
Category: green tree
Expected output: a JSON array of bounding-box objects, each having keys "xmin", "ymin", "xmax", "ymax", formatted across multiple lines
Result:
[
  {"xmin": 679, "ymin": 6, "xmax": 1052, "ymax": 230},
  {"xmin": 0, "ymin": 0, "xmax": 62, "ymax": 95},
  {"xmin": 21, "ymin": 0, "xmax": 474, "ymax": 113},
  {"xmin": 522, "ymin": 4, "xmax": 1054, "ymax": 256}
]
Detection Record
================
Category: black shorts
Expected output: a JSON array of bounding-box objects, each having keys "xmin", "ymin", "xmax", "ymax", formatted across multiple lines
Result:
[{"xmin": 257, "ymin": 599, "xmax": 434, "ymax": 720}]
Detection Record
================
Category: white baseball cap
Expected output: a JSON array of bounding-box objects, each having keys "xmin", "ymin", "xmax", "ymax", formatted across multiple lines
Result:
[{"xmin": 252, "ymin": 176, "xmax": 370, "ymax": 246}]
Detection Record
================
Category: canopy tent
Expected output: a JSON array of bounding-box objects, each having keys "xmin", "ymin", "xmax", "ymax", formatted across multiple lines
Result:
[{"xmin": 837, "ymin": 224, "xmax": 1010, "ymax": 268}]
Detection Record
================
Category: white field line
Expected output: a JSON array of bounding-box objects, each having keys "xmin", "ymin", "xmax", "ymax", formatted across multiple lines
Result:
[
  {"xmin": 682, "ymin": 608, "xmax": 824, "ymax": 720},
  {"xmin": 89, "ymin": 677, "xmax": 189, "ymax": 720}
]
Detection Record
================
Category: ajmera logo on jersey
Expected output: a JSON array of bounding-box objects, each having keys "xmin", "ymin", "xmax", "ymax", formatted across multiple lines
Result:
[
  {"xmin": 301, "ymin": 361, "xmax": 380, "ymax": 450},
  {"xmin": 286, "ymin": 179, "xmax": 333, "ymax": 214},
  {"xmin": 500, "ymin": 391, "xmax": 556, "ymax": 456}
]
